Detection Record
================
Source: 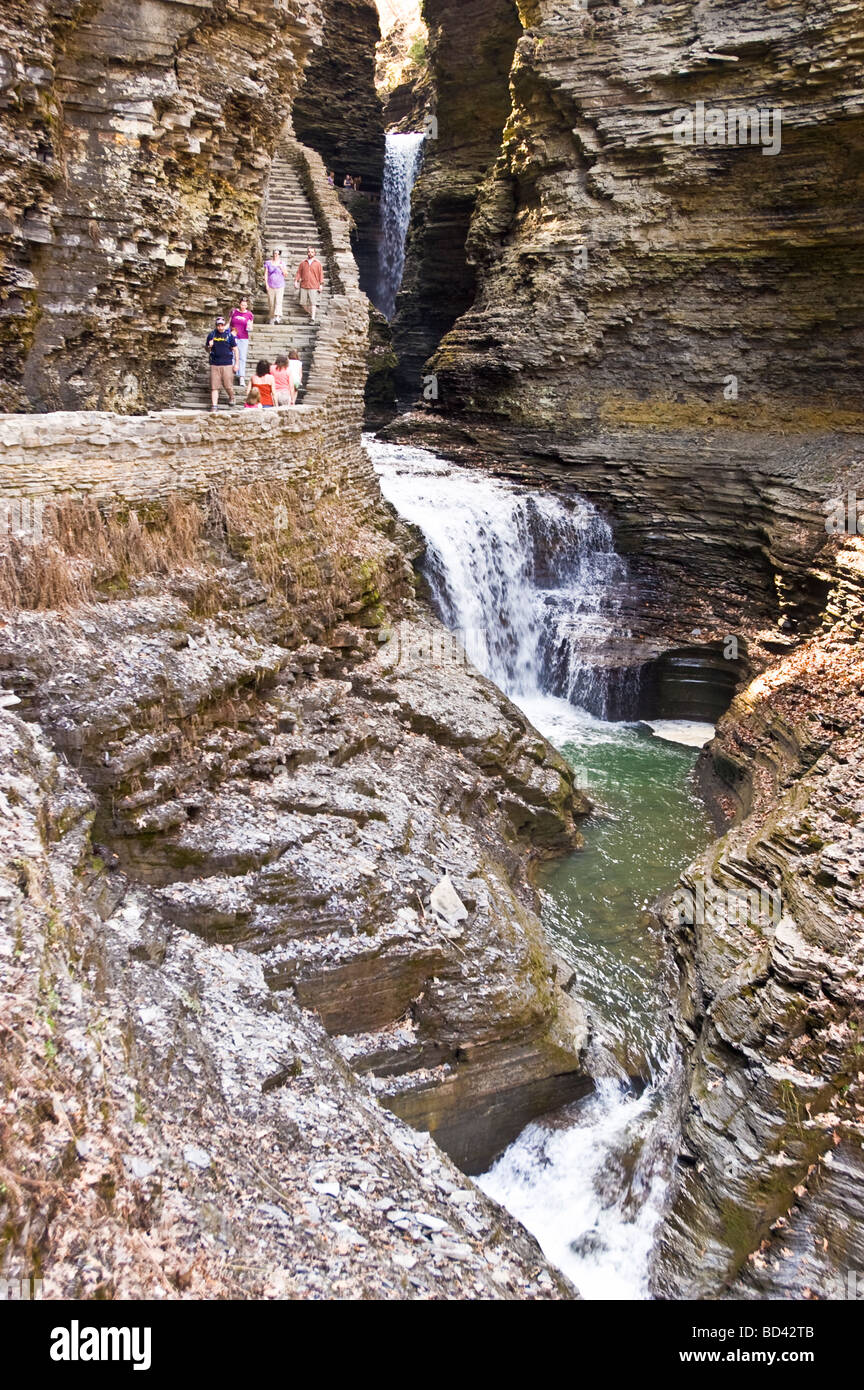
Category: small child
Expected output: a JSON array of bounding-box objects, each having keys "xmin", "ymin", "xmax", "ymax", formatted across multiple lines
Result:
[
  {"xmin": 271, "ymin": 354, "xmax": 294, "ymax": 407},
  {"xmin": 244, "ymin": 386, "xmax": 262, "ymax": 409}
]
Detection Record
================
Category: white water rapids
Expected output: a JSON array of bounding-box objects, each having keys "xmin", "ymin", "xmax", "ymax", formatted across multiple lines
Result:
[
  {"xmin": 377, "ymin": 132, "xmax": 425, "ymax": 319},
  {"xmin": 368, "ymin": 435, "xmax": 714, "ymax": 1299},
  {"xmin": 369, "ymin": 437, "xmax": 630, "ymax": 717}
]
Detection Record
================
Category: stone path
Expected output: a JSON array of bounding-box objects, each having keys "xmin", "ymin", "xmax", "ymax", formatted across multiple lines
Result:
[{"xmin": 182, "ymin": 146, "xmax": 330, "ymax": 409}]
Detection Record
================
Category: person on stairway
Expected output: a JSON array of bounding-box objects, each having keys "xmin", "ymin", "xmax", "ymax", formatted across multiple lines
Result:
[
  {"xmin": 271, "ymin": 355, "xmax": 295, "ymax": 407},
  {"xmin": 288, "ymin": 349, "xmax": 303, "ymax": 400},
  {"xmin": 264, "ymin": 250, "xmax": 286, "ymax": 323},
  {"xmin": 295, "ymin": 248, "xmax": 323, "ymax": 321},
  {"xmin": 250, "ymin": 359, "xmax": 276, "ymax": 407},
  {"xmin": 206, "ymin": 316, "xmax": 238, "ymax": 412},
  {"xmin": 229, "ymin": 297, "xmax": 254, "ymax": 386}
]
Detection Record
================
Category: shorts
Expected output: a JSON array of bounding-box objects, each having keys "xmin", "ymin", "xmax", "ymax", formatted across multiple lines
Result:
[
  {"xmin": 298, "ymin": 287, "xmax": 319, "ymax": 308},
  {"xmin": 275, "ymin": 389, "xmax": 293, "ymax": 406},
  {"xmin": 209, "ymin": 364, "xmax": 234, "ymax": 393}
]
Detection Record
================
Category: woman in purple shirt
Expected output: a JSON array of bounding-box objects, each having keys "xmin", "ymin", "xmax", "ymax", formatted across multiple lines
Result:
[
  {"xmin": 264, "ymin": 249, "xmax": 286, "ymax": 324},
  {"xmin": 229, "ymin": 298, "xmax": 254, "ymax": 386}
]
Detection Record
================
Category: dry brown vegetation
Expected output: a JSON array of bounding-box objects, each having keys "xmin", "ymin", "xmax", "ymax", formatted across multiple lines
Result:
[
  {"xmin": 0, "ymin": 480, "xmax": 395, "ymax": 631},
  {"xmin": 0, "ymin": 496, "xmax": 205, "ymax": 609},
  {"xmin": 214, "ymin": 477, "xmax": 393, "ymax": 628}
]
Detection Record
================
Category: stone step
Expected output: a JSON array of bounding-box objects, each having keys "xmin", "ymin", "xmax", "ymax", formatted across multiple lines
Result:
[{"xmin": 187, "ymin": 144, "xmax": 332, "ymax": 403}]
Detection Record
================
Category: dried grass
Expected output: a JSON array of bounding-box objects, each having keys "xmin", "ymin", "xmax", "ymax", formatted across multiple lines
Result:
[
  {"xmin": 214, "ymin": 477, "xmax": 389, "ymax": 627},
  {"xmin": 0, "ymin": 479, "xmax": 395, "ymax": 643},
  {"xmin": 0, "ymin": 497, "xmax": 205, "ymax": 610}
]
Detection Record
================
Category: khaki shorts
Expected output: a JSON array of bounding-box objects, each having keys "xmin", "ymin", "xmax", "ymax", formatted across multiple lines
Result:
[
  {"xmin": 209, "ymin": 364, "xmax": 234, "ymax": 393},
  {"xmin": 298, "ymin": 287, "xmax": 319, "ymax": 307}
]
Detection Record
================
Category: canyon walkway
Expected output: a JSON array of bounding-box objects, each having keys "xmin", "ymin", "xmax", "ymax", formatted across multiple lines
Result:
[
  {"xmin": 180, "ymin": 142, "xmax": 332, "ymax": 409},
  {"xmin": 0, "ymin": 137, "xmax": 369, "ymax": 508}
]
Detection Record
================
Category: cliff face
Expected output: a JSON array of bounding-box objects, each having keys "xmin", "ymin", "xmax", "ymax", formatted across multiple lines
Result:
[
  {"xmin": 0, "ymin": 703, "xmax": 575, "ymax": 1298},
  {"xmin": 415, "ymin": 0, "xmax": 864, "ymax": 435},
  {"xmin": 292, "ymin": 0, "xmax": 386, "ymax": 191},
  {"xmin": 385, "ymin": 0, "xmax": 864, "ymax": 649},
  {"xmin": 1, "ymin": 0, "xmax": 318, "ymax": 413},
  {"xmin": 390, "ymin": 0, "xmax": 521, "ymax": 391},
  {"xmin": 655, "ymin": 535, "xmax": 864, "ymax": 1299},
  {"xmin": 0, "ymin": 432, "xmax": 591, "ymax": 1275}
]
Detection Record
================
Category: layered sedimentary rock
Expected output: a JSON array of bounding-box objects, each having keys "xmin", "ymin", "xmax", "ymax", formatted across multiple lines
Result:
[
  {"xmin": 390, "ymin": 0, "xmax": 521, "ymax": 391},
  {"xmin": 655, "ymin": 534, "xmax": 864, "ymax": 1299},
  {"xmin": 0, "ymin": 704, "xmax": 576, "ymax": 1298},
  {"xmin": 0, "ymin": 0, "xmax": 320, "ymax": 413},
  {"xmin": 383, "ymin": 0, "xmax": 864, "ymax": 1296},
  {"xmin": 408, "ymin": 0, "xmax": 864, "ymax": 432},
  {"xmin": 292, "ymin": 0, "xmax": 386, "ymax": 192},
  {"xmin": 385, "ymin": 0, "xmax": 864, "ymax": 666},
  {"xmin": 0, "ymin": 442, "xmax": 590, "ymax": 1218}
]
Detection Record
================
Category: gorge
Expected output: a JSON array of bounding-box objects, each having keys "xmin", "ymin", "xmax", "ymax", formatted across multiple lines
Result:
[{"xmin": 1, "ymin": 0, "xmax": 863, "ymax": 1309}]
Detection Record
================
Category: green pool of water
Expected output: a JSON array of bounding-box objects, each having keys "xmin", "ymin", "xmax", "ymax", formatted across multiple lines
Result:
[{"xmin": 526, "ymin": 702, "xmax": 716, "ymax": 1075}]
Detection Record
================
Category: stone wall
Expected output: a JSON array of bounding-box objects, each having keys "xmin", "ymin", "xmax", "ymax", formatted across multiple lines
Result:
[{"xmin": 0, "ymin": 400, "xmax": 363, "ymax": 508}]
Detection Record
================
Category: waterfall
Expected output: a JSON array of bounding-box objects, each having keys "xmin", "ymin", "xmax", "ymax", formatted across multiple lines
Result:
[
  {"xmin": 377, "ymin": 133, "xmax": 425, "ymax": 319},
  {"xmin": 367, "ymin": 436, "xmax": 629, "ymax": 717},
  {"xmin": 367, "ymin": 434, "xmax": 713, "ymax": 1300}
]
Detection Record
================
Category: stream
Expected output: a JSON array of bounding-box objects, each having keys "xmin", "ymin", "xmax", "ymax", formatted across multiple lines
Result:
[{"xmin": 367, "ymin": 435, "xmax": 716, "ymax": 1299}]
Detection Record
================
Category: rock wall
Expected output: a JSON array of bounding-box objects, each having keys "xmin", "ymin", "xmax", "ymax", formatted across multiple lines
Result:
[
  {"xmin": 0, "ymin": 417, "xmax": 591, "ymax": 1240},
  {"xmin": 293, "ymin": 0, "xmax": 386, "ymax": 192},
  {"xmin": 390, "ymin": 0, "xmax": 522, "ymax": 392},
  {"xmin": 380, "ymin": 0, "xmax": 864, "ymax": 1296},
  {"xmin": 383, "ymin": 0, "xmax": 864, "ymax": 688},
  {"xmin": 0, "ymin": 0, "xmax": 322, "ymax": 414},
  {"xmin": 411, "ymin": 0, "xmax": 864, "ymax": 433},
  {"xmin": 655, "ymin": 534, "xmax": 864, "ymax": 1299},
  {"xmin": 0, "ymin": 702, "xmax": 575, "ymax": 1298}
]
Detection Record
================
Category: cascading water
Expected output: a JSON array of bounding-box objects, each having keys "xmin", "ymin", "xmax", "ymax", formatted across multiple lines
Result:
[
  {"xmin": 367, "ymin": 434, "xmax": 715, "ymax": 1299},
  {"xmin": 376, "ymin": 132, "xmax": 425, "ymax": 319},
  {"xmin": 367, "ymin": 437, "xmax": 631, "ymax": 717}
]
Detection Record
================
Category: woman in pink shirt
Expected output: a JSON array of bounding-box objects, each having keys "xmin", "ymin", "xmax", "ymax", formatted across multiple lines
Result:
[
  {"xmin": 271, "ymin": 354, "xmax": 295, "ymax": 406},
  {"xmin": 228, "ymin": 298, "xmax": 254, "ymax": 386}
]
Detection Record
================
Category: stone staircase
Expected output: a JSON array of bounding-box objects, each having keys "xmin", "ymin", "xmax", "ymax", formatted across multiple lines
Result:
[{"xmin": 181, "ymin": 147, "xmax": 330, "ymax": 409}]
